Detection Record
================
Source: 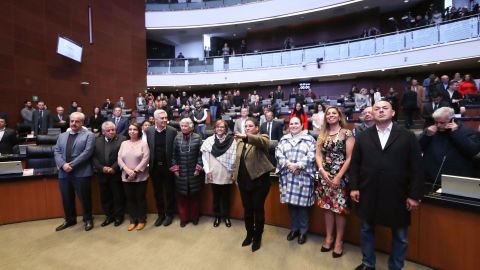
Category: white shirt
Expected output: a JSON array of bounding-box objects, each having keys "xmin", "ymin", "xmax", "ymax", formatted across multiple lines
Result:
[
  {"xmin": 376, "ymin": 122, "xmax": 393, "ymax": 149},
  {"xmin": 0, "ymin": 128, "xmax": 5, "ymax": 142}
]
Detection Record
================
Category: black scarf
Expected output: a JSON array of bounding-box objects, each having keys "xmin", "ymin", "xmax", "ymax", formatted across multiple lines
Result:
[{"xmin": 211, "ymin": 134, "xmax": 234, "ymax": 157}]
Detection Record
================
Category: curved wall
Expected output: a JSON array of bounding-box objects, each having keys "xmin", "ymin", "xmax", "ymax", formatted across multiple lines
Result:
[
  {"xmin": 147, "ymin": 38, "xmax": 480, "ymax": 87},
  {"xmin": 146, "ymin": 0, "xmax": 357, "ymax": 29}
]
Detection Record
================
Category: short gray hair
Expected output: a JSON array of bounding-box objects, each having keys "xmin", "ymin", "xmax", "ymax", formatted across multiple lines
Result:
[
  {"xmin": 101, "ymin": 121, "xmax": 115, "ymax": 131},
  {"xmin": 432, "ymin": 106, "xmax": 455, "ymax": 120},
  {"xmin": 154, "ymin": 109, "xmax": 167, "ymax": 119},
  {"xmin": 70, "ymin": 112, "xmax": 85, "ymax": 122},
  {"xmin": 179, "ymin": 117, "xmax": 194, "ymax": 129}
]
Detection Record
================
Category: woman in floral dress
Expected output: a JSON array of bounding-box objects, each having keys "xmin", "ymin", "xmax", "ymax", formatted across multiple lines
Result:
[{"xmin": 315, "ymin": 106, "xmax": 355, "ymax": 258}]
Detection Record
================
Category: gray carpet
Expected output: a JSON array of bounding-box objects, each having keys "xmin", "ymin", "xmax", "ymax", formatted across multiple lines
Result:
[{"xmin": 0, "ymin": 215, "xmax": 432, "ymax": 270}]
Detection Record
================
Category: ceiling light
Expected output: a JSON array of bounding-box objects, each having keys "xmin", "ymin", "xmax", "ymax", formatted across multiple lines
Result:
[
  {"xmin": 363, "ymin": 6, "xmax": 369, "ymax": 9},
  {"xmin": 404, "ymin": 0, "xmax": 409, "ymax": 3}
]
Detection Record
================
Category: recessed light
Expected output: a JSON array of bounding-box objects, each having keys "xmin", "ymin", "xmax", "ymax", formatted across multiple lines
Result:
[
  {"xmin": 363, "ymin": 5, "xmax": 369, "ymax": 9},
  {"xmin": 404, "ymin": 0, "xmax": 409, "ymax": 3}
]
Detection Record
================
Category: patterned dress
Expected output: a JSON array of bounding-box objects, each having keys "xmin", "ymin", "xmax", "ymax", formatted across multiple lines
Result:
[{"xmin": 315, "ymin": 129, "xmax": 352, "ymax": 215}]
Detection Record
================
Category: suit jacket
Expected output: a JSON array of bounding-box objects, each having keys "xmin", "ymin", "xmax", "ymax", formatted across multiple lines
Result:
[
  {"xmin": 349, "ymin": 123, "xmax": 424, "ymax": 227},
  {"xmin": 234, "ymin": 118, "xmax": 248, "ymax": 134},
  {"xmin": 32, "ymin": 109, "xmax": 52, "ymax": 135},
  {"xmin": 52, "ymin": 114, "xmax": 69, "ymax": 132},
  {"xmin": 110, "ymin": 116, "xmax": 129, "ymax": 136},
  {"xmin": 249, "ymin": 102, "xmax": 263, "ymax": 116},
  {"xmin": 92, "ymin": 134, "xmax": 126, "ymax": 175},
  {"xmin": 421, "ymin": 101, "xmax": 449, "ymax": 127},
  {"xmin": 0, "ymin": 128, "xmax": 17, "ymax": 154},
  {"xmin": 260, "ymin": 121, "xmax": 283, "ymax": 141},
  {"xmin": 54, "ymin": 128, "xmax": 95, "ymax": 178},
  {"xmin": 146, "ymin": 125, "xmax": 178, "ymax": 173},
  {"xmin": 232, "ymin": 134, "xmax": 275, "ymax": 181},
  {"xmin": 444, "ymin": 90, "xmax": 463, "ymax": 114}
]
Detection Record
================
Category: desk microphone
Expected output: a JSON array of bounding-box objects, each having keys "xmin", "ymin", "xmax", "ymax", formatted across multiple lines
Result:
[{"xmin": 430, "ymin": 155, "xmax": 447, "ymax": 193}]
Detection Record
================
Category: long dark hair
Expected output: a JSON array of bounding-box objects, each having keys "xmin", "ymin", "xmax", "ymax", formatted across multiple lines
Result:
[{"xmin": 294, "ymin": 102, "xmax": 305, "ymax": 119}]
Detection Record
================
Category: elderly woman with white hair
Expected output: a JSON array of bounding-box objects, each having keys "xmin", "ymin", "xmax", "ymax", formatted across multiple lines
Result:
[{"xmin": 170, "ymin": 117, "xmax": 204, "ymax": 227}]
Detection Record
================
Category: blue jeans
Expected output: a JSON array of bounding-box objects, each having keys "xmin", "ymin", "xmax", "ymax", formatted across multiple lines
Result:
[
  {"xmin": 196, "ymin": 124, "xmax": 206, "ymax": 139},
  {"xmin": 287, "ymin": 204, "xmax": 310, "ymax": 234},
  {"xmin": 360, "ymin": 221, "xmax": 408, "ymax": 270},
  {"xmin": 209, "ymin": 106, "xmax": 217, "ymax": 122}
]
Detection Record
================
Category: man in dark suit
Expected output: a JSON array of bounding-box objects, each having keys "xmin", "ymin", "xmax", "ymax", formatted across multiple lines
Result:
[
  {"xmin": 52, "ymin": 106, "xmax": 69, "ymax": 132},
  {"xmin": 433, "ymin": 74, "xmax": 450, "ymax": 100},
  {"xmin": 421, "ymin": 93, "xmax": 449, "ymax": 127},
  {"xmin": 249, "ymin": 95, "xmax": 263, "ymax": 118},
  {"xmin": 350, "ymin": 101, "xmax": 423, "ymax": 270},
  {"xmin": 110, "ymin": 106, "xmax": 129, "ymax": 136},
  {"xmin": 443, "ymin": 81, "xmax": 463, "ymax": 114},
  {"xmin": 31, "ymin": 101, "xmax": 52, "ymax": 135},
  {"xmin": 53, "ymin": 112, "xmax": 95, "ymax": 231},
  {"xmin": 93, "ymin": 121, "xmax": 126, "ymax": 227},
  {"xmin": 260, "ymin": 110, "xmax": 283, "ymax": 141},
  {"xmin": 0, "ymin": 116, "xmax": 17, "ymax": 154},
  {"xmin": 102, "ymin": 98, "xmax": 113, "ymax": 111},
  {"xmin": 146, "ymin": 109, "xmax": 178, "ymax": 227}
]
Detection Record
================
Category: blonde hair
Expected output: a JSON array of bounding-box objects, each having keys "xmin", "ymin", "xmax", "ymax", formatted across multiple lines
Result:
[{"xmin": 317, "ymin": 106, "xmax": 347, "ymax": 147}]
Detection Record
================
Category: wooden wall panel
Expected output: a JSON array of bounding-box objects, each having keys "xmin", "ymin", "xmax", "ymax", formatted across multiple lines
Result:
[{"xmin": 0, "ymin": 0, "xmax": 146, "ymax": 127}]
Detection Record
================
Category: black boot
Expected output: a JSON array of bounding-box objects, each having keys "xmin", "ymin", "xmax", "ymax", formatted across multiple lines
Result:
[
  {"xmin": 252, "ymin": 234, "xmax": 262, "ymax": 252},
  {"xmin": 242, "ymin": 232, "xmax": 254, "ymax": 246}
]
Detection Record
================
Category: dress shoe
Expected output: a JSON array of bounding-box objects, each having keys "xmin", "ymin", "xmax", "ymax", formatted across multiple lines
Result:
[
  {"xmin": 332, "ymin": 243, "xmax": 343, "ymax": 258},
  {"xmin": 251, "ymin": 235, "xmax": 262, "ymax": 252},
  {"xmin": 213, "ymin": 217, "xmax": 221, "ymax": 227},
  {"xmin": 180, "ymin": 221, "xmax": 188, "ymax": 227},
  {"xmin": 192, "ymin": 219, "xmax": 199, "ymax": 225},
  {"xmin": 84, "ymin": 220, "xmax": 94, "ymax": 231},
  {"xmin": 163, "ymin": 215, "xmax": 173, "ymax": 226},
  {"xmin": 286, "ymin": 230, "xmax": 300, "ymax": 241},
  {"xmin": 241, "ymin": 234, "xmax": 253, "ymax": 246},
  {"xmin": 127, "ymin": 223, "xmax": 137, "ymax": 231},
  {"xmin": 224, "ymin": 218, "xmax": 232, "ymax": 227},
  {"xmin": 101, "ymin": 217, "xmax": 114, "ymax": 227},
  {"xmin": 114, "ymin": 218, "xmax": 124, "ymax": 227},
  {"xmin": 298, "ymin": 234, "xmax": 307, "ymax": 245},
  {"xmin": 136, "ymin": 223, "xmax": 146, "ymax": 230},
  {"xmin": 55, "ymin": 221, "xmax": 77, "ymax": 231},
  {"xmin": 354, "ymin": 264, "xmax": 375, "ymax": 270},
  {"xmin": 154, "ymin": 216, "xmax": 165, "ymax": 227}
]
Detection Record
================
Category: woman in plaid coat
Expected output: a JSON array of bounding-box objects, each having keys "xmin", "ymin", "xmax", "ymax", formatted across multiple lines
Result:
[{"xmin": 275, "ymin": 117, "xmax": 316, "ymax": 244}]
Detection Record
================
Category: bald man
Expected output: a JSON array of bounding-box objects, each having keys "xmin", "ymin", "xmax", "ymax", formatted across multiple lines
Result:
[{"xmin": 349, "ymin": 101, "xmax": 424, "ymax": 270}]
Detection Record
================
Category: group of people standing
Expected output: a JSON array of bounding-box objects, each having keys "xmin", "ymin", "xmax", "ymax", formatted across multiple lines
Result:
[{"xmin": 53, "ymin": 99, "xmax": 423, "ymax": 269}]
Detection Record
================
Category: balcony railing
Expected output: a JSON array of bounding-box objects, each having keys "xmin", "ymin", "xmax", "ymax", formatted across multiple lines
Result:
[
  {"xmin": 147, "ymin": 15, "xmax": 480, "ymax": 75},
  {"xmin": 146, "ymin": 0, "xmax": 265, "ymax": 11}
]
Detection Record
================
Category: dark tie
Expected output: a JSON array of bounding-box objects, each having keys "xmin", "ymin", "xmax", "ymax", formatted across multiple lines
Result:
[
  {"xmin": 115, "ymin": 117, "xmax": 120, "ymax": 126},
  {"xmin": 434, "ymin": 103, "xmax": 438, "ymax": 111},
  {"xmin": 268, "ymin": 122, "xmax": 272, "ymax": 139}
]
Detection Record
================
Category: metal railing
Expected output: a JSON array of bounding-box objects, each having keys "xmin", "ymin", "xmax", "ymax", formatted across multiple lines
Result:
[
  {"xmin": 146, "ymin": 0, "xmax": 265, "ymax": 11},
  {"xmin": 147, "ymin": 15, "xmax": 480, "ymax": 75}
]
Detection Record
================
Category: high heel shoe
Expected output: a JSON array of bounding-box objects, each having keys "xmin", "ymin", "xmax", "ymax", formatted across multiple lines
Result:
[
  {"xmin": 332, "ymin": 243, "xmax": 344, "ymax": 258},
  {"xmin": 320, "ymin": 242, "xmax": 333, "ymax": 252}
]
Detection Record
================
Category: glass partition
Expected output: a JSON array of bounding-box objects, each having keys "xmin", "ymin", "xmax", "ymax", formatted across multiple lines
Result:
[{"xmin": 147, "ymin": 15, "xmax": 480, "ymax": 74}]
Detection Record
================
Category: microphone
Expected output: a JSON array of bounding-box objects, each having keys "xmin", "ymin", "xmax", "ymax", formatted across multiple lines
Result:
[{"xmin": 430, "ymin": 155, "xmax": 447, "ymax": 193}]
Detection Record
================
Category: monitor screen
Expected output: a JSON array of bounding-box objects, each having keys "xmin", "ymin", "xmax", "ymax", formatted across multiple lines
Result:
[{"xmin": 56, "ymin": 36, "xmax": 82, "ymax": 63}]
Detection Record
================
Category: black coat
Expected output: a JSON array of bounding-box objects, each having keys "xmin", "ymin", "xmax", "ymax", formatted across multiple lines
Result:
[
  {"xmin": 419, "ymin": 125, "xmax": 480, "ymax": 183},
  {"xmin": 421, "ymin": 101, "xmax": 450, "ymax": 127},
  {"xmin": 89, "ymin": 114, "xmax": 105, "ymax": 132},
  {"xmin": 92, "ymin": 134, "xmax": 126, "ymax": 174},
  {"xmin": 401, "ymin": 90, "xmax": 418, "ymax": 110},
  {"xmin": 444, "ymin": 90, "xmax": 463, "ymax": 114},
  {"xmin": 349, "ymin": 123, "xmax": 424, "ymax": 227},
  {"xmin": 0, "ymin": 128, "xmax": 17, "ymax": 154},
  {"xmin": 52, "ymin": 114, "xmax": 69, "ymax": 132},
  {"xmin": 146, "ymin": 125, "xmax": 178, "ymax": 172},
  {"xmin": 32, "ymin": 109, "xmax": 52, "ymax": 135},
  {"xmin": 171, "ymin": 133, "xmax": 203, "ymax": 195}
]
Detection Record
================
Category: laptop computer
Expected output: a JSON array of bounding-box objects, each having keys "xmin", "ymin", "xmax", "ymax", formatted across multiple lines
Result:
[
  {"xmin": 0, "ymin": 161, "xmax": 23, "ymax": 175},
  {"xmin": 441, "ymin": 174, "xmax": 480, "ymax": 200}
]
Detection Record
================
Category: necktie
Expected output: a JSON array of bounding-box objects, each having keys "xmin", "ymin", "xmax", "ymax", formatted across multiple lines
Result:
[
  {"xmin": 268, "ymin": 122, "xmax": 272, "ymax": 139},
  {"xmin": 115, "ymin": 117, "xmax": 120, "ymax": 126},
  {"xmin": 434, "ymin": 103, "xmax": 438, "ymax": 111}
]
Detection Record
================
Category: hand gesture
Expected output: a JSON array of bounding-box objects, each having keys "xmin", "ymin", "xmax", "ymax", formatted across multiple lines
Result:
[{"xmin": 425, "ymin": 125, "xmax": 437, "ymax": 136}]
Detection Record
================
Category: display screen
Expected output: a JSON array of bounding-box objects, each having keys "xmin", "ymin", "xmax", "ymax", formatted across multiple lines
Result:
[{"xmin": 56, "ymin": 36, "xmax": 82, "ymax": 63}]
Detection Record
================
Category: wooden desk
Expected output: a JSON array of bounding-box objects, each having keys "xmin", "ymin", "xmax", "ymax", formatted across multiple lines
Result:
[{"xmin": 0, "ymin": 175, "xmax": 478, "ymax": 269}]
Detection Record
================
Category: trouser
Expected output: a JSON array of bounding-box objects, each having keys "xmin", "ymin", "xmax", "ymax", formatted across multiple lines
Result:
[
  {"xmin": 360, "ymin": 221, "xmax": 409, "ymax": 270},
  {"xmin": 123, "ymin": 181, "xmax": 147, "ymax": 223},
  {"xmin": 196, "ymin": 124, "xmax": 206, "ymax": 139},
  {"xmin": 177, "ymin": 193, "xmax": 200, "ymax": 222},
  {"xmin": 151, "ymin": 165, "xmax": 176, "ymax": 217},
  {"xmin": 287, "ymin": 204, "xmax": 310, "ymax": 234},
  {"xmin": 212, "ymin": 184, "xmax": 231, "ymax": 218},
  {"xmin": 403, "ymin": 108, "xmax": 417, "ymax": 127},
  {"xmin": 209, "ymin": 106, "xmax": 217, "ymax": 122},
  {"xmin": 59, "ymin": 176, "xmax": 92, "ymax": 223},
  {"xmin": 239, "ymin": 183, "xmax": 270, "ymax": 237},
  {"xmin": 97, "ymin": 173, "xmax": 125, "ymax": 220}
]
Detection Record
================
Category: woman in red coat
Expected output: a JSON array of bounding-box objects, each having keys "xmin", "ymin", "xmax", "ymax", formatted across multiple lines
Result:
[
  {"xmin": 289, "ymin": 102, "xmax": 308, "ymax": 130},
  {"xmin": 458, "ymin": 74, "xmax": 478, "ymax": 97}
]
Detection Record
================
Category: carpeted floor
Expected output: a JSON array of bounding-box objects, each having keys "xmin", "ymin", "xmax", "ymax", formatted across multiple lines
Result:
[{"xmin": 0, "ymin": 215, "xmax": 432, "ymax": 270}]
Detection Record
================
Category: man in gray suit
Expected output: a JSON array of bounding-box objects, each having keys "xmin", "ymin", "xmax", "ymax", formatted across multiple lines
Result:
[
  {"xmin": 31, "ymin": 101, "xmax": 52, "ymax": 135},
  {"xmin": 234, "ymin": 107, "xmax": 249, "ymax": 134},
  {"xmin": 54, "ymin": 112, "xmax": 95, "ymax": 231},
  {"xmin": 146, "ymin": 109, "xmax": 178, "ymax": 227},
  {"xmin": 93, "ymin": 121, "xmax": 126, "ymax": 227}
]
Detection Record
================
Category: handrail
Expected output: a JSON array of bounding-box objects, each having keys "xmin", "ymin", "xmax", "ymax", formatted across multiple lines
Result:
[
  {"xmin": 146, "ymin": 0, "xmax": 267, "ymax": 12},
  {"xmin": 147, "ymin": 14, "xmax": 480, "ymax": 74}
]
